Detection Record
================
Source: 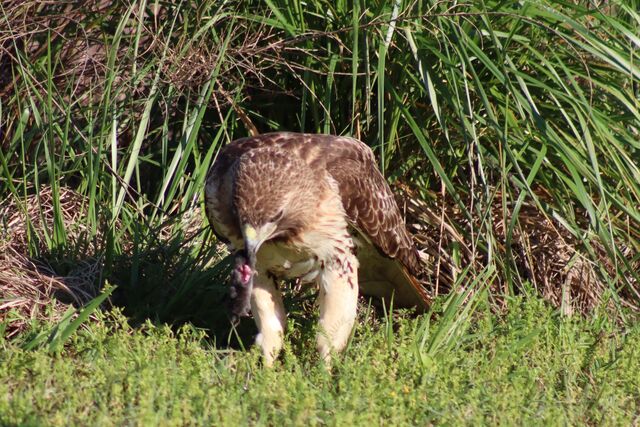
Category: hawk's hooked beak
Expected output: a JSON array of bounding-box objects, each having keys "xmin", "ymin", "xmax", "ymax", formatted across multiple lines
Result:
[{"xmin": 242, "ymin": 223, "xmax": 277, "ymax": 269}]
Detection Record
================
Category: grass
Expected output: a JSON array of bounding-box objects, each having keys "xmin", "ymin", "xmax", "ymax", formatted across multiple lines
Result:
[
  {"xmin": 1, "ymin": 295, "xmax": 639, "ymax": 426},
  {"xmin": 1, "ymin": 0, "xmax": 640, "ymax": 424}
]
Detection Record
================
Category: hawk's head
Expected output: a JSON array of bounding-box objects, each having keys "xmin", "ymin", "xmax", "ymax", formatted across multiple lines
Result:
[{"xmin": 229, "ymin": 147, "xmax": 323, "ymax": 300}]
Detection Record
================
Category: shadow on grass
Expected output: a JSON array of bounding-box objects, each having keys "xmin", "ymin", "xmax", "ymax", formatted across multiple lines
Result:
[{"xmin": 105, "ymin": 220, "xmax": 258, "ymax": 350}]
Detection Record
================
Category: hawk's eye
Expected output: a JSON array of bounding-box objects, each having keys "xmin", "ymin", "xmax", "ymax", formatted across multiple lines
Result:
[{"xmin": 270, "ymin": 209, "xmax": 284, "ymax": 223}]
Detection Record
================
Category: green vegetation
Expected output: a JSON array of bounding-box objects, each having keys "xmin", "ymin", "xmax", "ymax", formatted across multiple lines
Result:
[
  {"xmin": 1, "ymin": 297, "xmax": 639, "ymax": 425},
  {"xmin": 1, "ymin": 0, "xmax": 639, "ymax": 424}
]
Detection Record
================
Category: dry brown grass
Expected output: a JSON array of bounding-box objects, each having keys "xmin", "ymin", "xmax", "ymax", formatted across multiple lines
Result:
[
  {"xmin": 0, "ymin": 186, "xmax": 101, "ymax": 337},
  {"xmin": 399, "ymin": 185, "xmax": 640, "ymax": 315},
  {"xmin": 0, "ymin": 0, "xmax": 308, "ymax": 143}
]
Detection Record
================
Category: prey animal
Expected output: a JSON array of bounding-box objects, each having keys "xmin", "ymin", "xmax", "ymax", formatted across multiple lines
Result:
[{"xmin": 205, "ymin": 132, "xmax": 430, "ymax": 365}]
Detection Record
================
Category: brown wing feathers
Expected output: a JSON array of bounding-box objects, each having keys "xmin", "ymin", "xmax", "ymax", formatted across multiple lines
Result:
[
  {"xmin": 318, "ymin": 137, "xmax": 430, "ymax": 306},
  {"xmin": 319, "ymin": 137, "xmax": 422, "ymax": 274}
]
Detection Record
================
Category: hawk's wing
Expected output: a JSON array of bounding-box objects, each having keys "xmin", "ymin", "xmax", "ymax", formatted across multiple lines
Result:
[
  {"xmin": 311, "ymin": 136, "xmax": 431, "ymax": 308},
  {"xmin": 319, "ymin": 138, "xmax": 420, "ymax": 272}
]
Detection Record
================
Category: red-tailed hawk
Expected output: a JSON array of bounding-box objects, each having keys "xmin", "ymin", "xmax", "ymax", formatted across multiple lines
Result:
[{"xmin": 205, "ymin": 132, "xmax": 430, "ymax": 365}]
